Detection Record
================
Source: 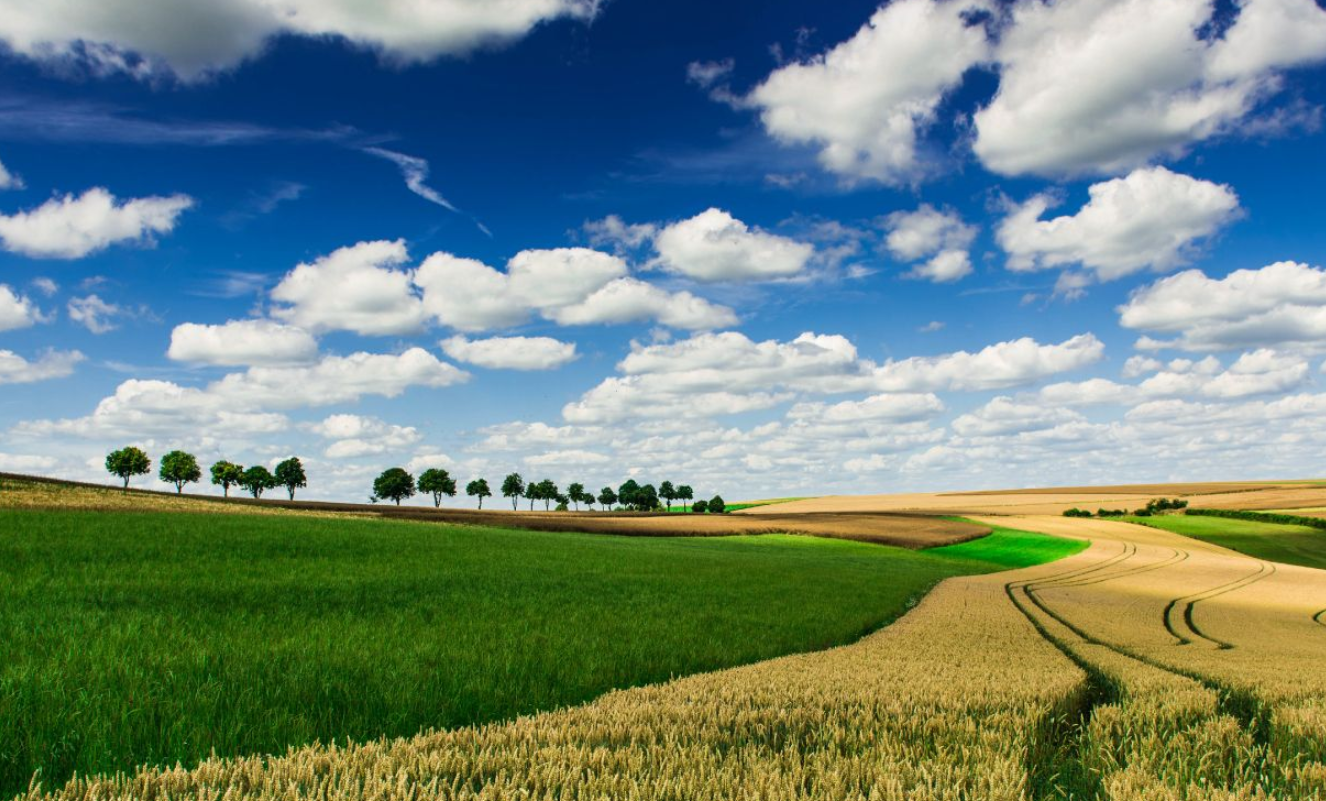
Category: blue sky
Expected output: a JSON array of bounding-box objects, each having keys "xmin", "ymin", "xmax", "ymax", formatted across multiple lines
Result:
[{"xmin": 2, "ymin": 0, "xmax": 1326, "ymax": 503}]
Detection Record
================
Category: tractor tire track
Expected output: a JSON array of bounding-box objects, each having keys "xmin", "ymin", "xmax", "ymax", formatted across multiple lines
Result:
[{"xmin": 1163, "ymin": 559, "xmax": 1277, "ymax": 649}]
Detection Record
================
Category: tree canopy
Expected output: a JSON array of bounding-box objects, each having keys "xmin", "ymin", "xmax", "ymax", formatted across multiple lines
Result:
[
  {"xmin": 159, "ymin": 450, "xmax": 201, "ymax": 495},
  {"xmin": 466, "ymin": 478, "xmax": 492, "ymax": 509},
  {"xmin": 239, "ymin": 466, "xmax": 276, "ymax": 499},
  {"xmin": 274, "ymin": 457, "xmax": 307, "ymax": 500},
  {"xmin": 210, "ymin": 460, "xmax": 244, "ymax": 498},
  {"xmin": 373, "ymin": 468, "xmax": 415, "ymax": 506},
  {"xmin": 418, "ymin": 468, "xmax": 457, "ymax": 508},
  {"xmin": 105, "ymin": 447, "xmax": 151, "ymax": 490},
  {"xmin": 501, "ymin": 473, "xmax": 525, "ymax": 510}
]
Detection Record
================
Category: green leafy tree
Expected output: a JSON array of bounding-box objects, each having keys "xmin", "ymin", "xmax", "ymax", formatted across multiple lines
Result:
[
  {"xmin": 239, "ymin": 465, "xmax": 276, "ymax": 499},
  {"xmin": 523, "ymin": 481, "xmax": 538, "ymax": 511},
  {"xmin": 536, "ymin": 479, "xmax": 558, "ymax": 511},
  {"xmin": 659, "ymin": 481, "xmax": 677, "ymax": 511},
  {"xmin": 554, "ymin": 493, "xmax": 569, "ymax": 511},
  {"xmin": 373, "ymin": 467, "xmax": 415, "ymax": 506},
  {"xmin": 677, "ymin": 484, "xmax": 694, "ymax": 512},
  {"xmin": 158, "ymin": 450, "xmax": 201, "ymax": 495},
  {"xmin": 708, "ymin": 494, "xmax": 726, "ymax": 514},
  {"xmin": 567, "ymin": 482, "xmax": 585, "ymax": 511},
  {"xmin": 578, "ymin": 487, "xmax": 596, "ymax": 510},
  {"xmin": 692, "ymin": 498, "xmax": 709, "ymax": 513},
  {"xmin": 418, "ymin": 468, "xmax": 457, "ymax": 508},
  {"xmin": 466, "ymin": 478, "xmax": 492, "ymax": 509},
  {"xmin": 274, "ymin": 457, "xmax": 307, "ymax": 500},
  {"xmin": 210, "ymin": 460, "xmax": 244, "ymax": 498},
  {"xmin": 502, "ymin": 472, "xmax": 525, "ymax": 510},
  {"xmin": 598, "ymin": 486, "xmax": 617, "ymax": 510},
  {"xmin": 618, "ymin": 479, "xmax": 640, "ymax": 510},
  {"xmin": 105, "ymin": 446, "xmax": 151, "ymax": 490},
  {"xmin": 636, "ymin": 483, "xmax": 660, "ymax": 511}
]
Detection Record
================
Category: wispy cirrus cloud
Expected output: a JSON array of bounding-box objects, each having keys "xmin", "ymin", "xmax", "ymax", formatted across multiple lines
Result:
[{"xmin": 364, "ymin": 146, "xmax": 490, "ymax": 235}]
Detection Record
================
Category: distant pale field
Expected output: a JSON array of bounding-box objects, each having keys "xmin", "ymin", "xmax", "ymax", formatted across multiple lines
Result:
[{"xmin": 741, "ymin": 480, "xmax": 1326, "ymax": 516}]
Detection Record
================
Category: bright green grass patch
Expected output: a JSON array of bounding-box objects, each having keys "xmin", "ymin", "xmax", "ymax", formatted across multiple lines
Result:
[
  {"xmin": 1127, "ymin": 514, "xmax": 1326, "ymax": 570},
  {"xmin": 1, "ymin": 508, "xmax": 1013, "ymax": 796},
  {"xmin": 928, "ymin": 523, "xmax": 1089, "ymax": 569}
]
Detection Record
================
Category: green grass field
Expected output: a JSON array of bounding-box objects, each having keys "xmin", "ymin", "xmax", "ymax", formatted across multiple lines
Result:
[
  {"xmin": 1127, "ymin": 514, "xmax": 1326, "ymax": 570},
  {"xmin": 0, "ymin": 508, "xmax": 1075, "ymax": 796},
  {"xmin": 929, "ymin": 522, "xmax": 1089, "ymax": 568}
]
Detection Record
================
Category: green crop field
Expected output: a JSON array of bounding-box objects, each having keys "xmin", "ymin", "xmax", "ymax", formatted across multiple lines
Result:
[
  {"xmin": 1128, "ymin": 513, "xmax": 1326, "ymax": 570},
  {"xmin": 928, "ymin": 522, "xmax": 1089, "ymax": 568},
  {"xmin": 0, "ymin": 508, "xmax": 1078, "ymax": 796}
]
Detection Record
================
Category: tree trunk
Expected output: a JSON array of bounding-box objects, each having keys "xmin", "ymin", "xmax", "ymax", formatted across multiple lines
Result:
[
  {"xmin": 223, "ymin": 485, "xmax": 230, "ymax": 498},
  {"xmin": 122, "ymin": 475, "xmax": 129, "ymax": 490},
  {"xmin": 288, "ymin": 488, "xmax": 296, "ymax": 501},
  {"xmin": 395, "ymin": 497, "xmax": 401, "ymax": 506},
  {"xmin": 478, "ymin": 496, "xmax": 484, "ymax": 510}
]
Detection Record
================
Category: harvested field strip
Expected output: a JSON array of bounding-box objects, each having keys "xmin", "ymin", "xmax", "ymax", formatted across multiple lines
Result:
[{"xmin": 24, "ymin": 527, "xmax": 1091, "ymax": 801}]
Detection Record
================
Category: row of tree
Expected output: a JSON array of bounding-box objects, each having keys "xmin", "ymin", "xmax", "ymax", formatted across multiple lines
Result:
[
  {"xmin": 102, "ymin": 446, "xmax": 724, "ymax": 513},
  {"xmin": 372, "ymin": 468, "xmax": 725, "ymax": 513},
  {"xmin": 104, "ymin": 446, "xmax": 307, "ymax": 500}
]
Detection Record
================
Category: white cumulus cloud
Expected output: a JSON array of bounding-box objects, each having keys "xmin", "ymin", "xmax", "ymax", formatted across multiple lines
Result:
[
  {"xmin": 998, "ymin": 167, "xmax": 1240, "ymax": 282},
  {"xmin": 167, "ymin": 319, "xmax": 319, "ymax": 366},
  {"xmin": 0, "ymin": 285, "xmax": 41, "ymax": 331},
  {"xmin": 0, "ymin": 187, "xmax": 192, "ymax": 259},
  {"xmin": 747, "ymin": 0, "xmax": 991, "ymax": 184},
  {"xmin": 974, "ymin": 0, "xmax": 1326, "ymax": 176},
  {"xmin": 652, "ymin": 208, "xmax": 814, "ymax": 282},
  {"xmin": 0, "ymin": 158, "xmax": 22, "ymax": 190},
  {"xmin": 870, "ymin": 334, "xmax": 1105, "ymax": 392},
  {"xmin": 308, "ymin": 413, "xmax": 421, "ymax": 459},
  {"xmin": 883, "ymin": 205, "xmax": 978, "ymax": 283},
  {"xmin": 416, "ymin": 247, "xmax": 735, "ymax": 332},
  {"xmin": 0, "ymin": 348, "xmax": 83, "ymax": 385},
  {"xmin": 67, "ymin": 294, "xmax": 124, "ymax": 334},
  {"xmin": 271, "ymin": 239, "xmax": 426, "ymax": 336},
  {"xmin": 0, "ymin": 0, "xmax": 601, "ymax": 81},
  {"xmin": 1118, "ymin": 261, "xmax": 1326, "ymax": 351},
  {"xmin": 440, "ymin": 334, "xmax": 578, "ymax": 370}
]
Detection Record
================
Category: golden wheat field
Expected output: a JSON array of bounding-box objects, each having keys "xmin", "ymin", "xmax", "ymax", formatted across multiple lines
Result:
[
  {"xmin": 742, "ymin": 481, "xmax": 1326, "ymax": 517},
  {"xmin": 18, "ymin": 480, "xmax": 1326, "ymax": 801}
]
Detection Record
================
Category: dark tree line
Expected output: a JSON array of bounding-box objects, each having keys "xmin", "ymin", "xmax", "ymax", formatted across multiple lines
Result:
[{"xmin": 374, "ymin": 468, "xmax": 724, "ymax": 513}]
